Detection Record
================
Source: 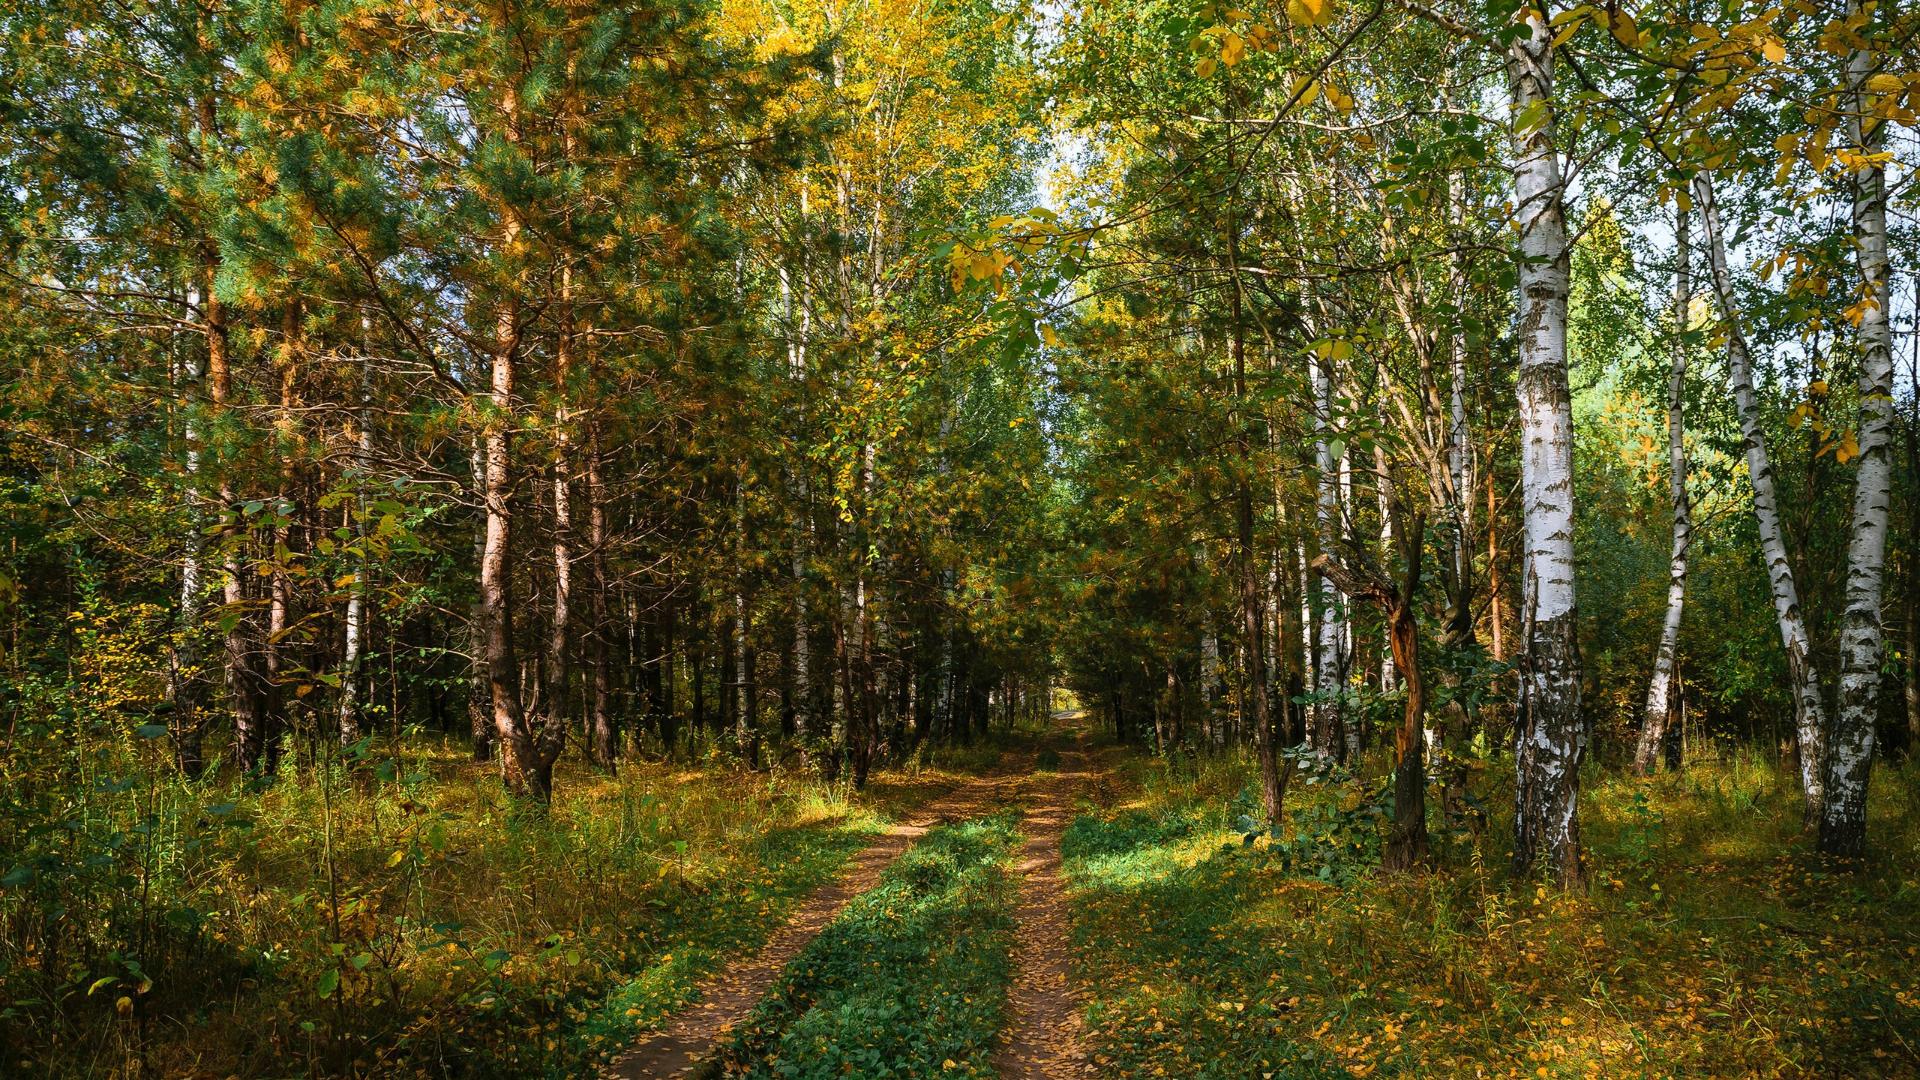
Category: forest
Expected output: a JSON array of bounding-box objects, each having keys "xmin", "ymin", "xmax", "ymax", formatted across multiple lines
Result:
[{"xmin": 1, "ymin": 0, "xmax": 1917, "ymax": 1074}]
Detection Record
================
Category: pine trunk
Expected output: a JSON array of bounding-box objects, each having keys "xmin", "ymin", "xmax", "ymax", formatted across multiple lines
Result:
[
  {"xmin": 586, "ymin": 417, "xmax": 616, "ymax": 769},
  {"xmin": 205, "ymin": 258, "xmax": 270, "ymax": 772},
  {"xmin": 484, "ymin": 288, "xmax": 540, "ymax": 797}
]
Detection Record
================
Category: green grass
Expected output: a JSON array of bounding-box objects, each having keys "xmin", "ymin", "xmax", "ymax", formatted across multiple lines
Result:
[
  {"xmin": 709, "ymin": 813, "xmax": 1021, "ymax": 1079},
  {"xmin": 0, "ymin": 734, "xmax": 984, "ymax": 1078},
  {"xmin": 1063, "ymin": 750, "xmax": 1920, "ymax": 1078}
]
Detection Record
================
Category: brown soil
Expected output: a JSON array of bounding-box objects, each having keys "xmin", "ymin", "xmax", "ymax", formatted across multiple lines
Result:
[
  {"xmin": 603, "ymin": 762, "xmax": 1032, "ymax": 1078},
  {"xmin": 992, "ymin": 736, "xmax": 1102, "ymax": 1079}
]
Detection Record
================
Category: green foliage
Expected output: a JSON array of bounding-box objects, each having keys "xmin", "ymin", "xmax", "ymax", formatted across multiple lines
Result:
[{"xmin": 711, "ymin": 814, "xmax": 1021, "ymax": 1079}]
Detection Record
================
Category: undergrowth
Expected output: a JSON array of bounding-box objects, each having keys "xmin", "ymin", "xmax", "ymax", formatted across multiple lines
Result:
[
  {"xmin": 0, "ymin": 730, "xmax": 973, "ymax": 1078},
  {"xmin": 709, "ymin": 813, "xmax": 1020, "ymax": 1079},
  {"xmin": 1063, "ymin": 748, "xmax": 1920, "ymax": 1078}
]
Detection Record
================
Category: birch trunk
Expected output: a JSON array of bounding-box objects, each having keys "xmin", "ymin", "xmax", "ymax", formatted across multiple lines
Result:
[
  {"xmin": 1907, "ymin": 338, "xmax": 1919, "ymax": 752},
  {"xmin": 782, "ymin": 260, "xmax": 813, "ymax": 744},
  {"xmin": 546, "ymin": 268, "xmax": 575, "ymax": 766},
  {"xmin": 1694, "ymin": 171, "xmax": 1828, "ymax": 816},
  {"xmin": 1446, "ymin": 171, "xmax": 1476, "ymax": 647},
  {"xmin": 1820, "ymin": 13, "xmax": 1897, "ymax": 856},
  {"xmin": 338, "ymin": 325, "xmax": 372, "ymax": 744},
  {"xmin": 469, "ymin": 440, "xmax": 494, "ymax": 762},
  {"xmin": 264, "ymin": 301, "xmax": 300, "ymax": 773},
  {"xmin": 171, "ymin": 284, "xmax": 210, "ymax": 778},
  {"xmin": 1636, "ymin": 207, "xmax": 1693, "ymax": 775},
  {"xmin": 1507, "ymin": 12, "xmax": 1585, "ymax": 887},
  {"xmin": 1313, "ymin": 350, "xmax": 1346, "ymax": 759}
]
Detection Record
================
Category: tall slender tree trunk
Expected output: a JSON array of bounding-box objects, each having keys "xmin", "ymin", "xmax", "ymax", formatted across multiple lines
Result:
[
  {"xmin": 1386, "ymin": 584, "xmax": 1429, "ymax": 869},
  {"xmin": 1695, "ymin": 171, "xmax": 1828, "ymax": 817},
  {"xmin": 735, "ymin": 479, "xmax": 757, "ymax": 766},
  {"xmin": 1238, "ymin": 388, "xmax": 1280, "ymax": 818},
  {"xmin": 1507, "ymin": 11, "xmax": 1584, "ymax": 888},
  {"xmin": 1636, "ymin": 207, "xmax": 1693, "ymax": 775},
  {"xmin": 586, "ymin": 416, "xmax": 615, "ymax": 769},
  {"xmin": 1486, "ymin": 468, "xmax": 1505, "ymax": 663},
  {"xmin": 204, "ymin": 251, "xmax": 270, "ymax": 771},
  {"xmin": 483, "ymin": 172, "xmax": 540, "ymax": 796},
  {"xmin": 1224, "ymin": 102, "xmax": 1282, "ymax": 820},
  {"xmin": 264, "ymin": 300, "xmax": 301, "ymax": 773},
  {"xmin": 546, "ymin": 267, "xmax": 576, "ymax": 771},
  {"xmin": 1821, "ymin": 13, "xmax": 1897, "ymax": 856},
  {"xmin": 484, "ymin": 301, "xmax": 541, "ymax": 794},
  {"xmin": 171, "ymin": 283, "xmax": 210, "ymax": 778},
  {"xmin": 1447, "ymin": 171, "xmax": 1475, "ymax": 643},
  {"xmin": 782, "ymin": 261, "xmax": 813, "ymax": 746},
  {"xmin": 469, "ymin": 440, "xmax": 494, "ymax": 762},
  {"xmin": 1375, "ymin": 441, "xmax": 1398, "ymax": 699},
  {"xmin": 1312, "ymin": 350, "xmax": 1346, "ymax": 759},
  {"xmin": 338, "ymin": 324, "xmax": 372, "ymax": 744},
  {"xmin": 1906, "ymin": 323, "xmax": 1919, "ymax": 753}
]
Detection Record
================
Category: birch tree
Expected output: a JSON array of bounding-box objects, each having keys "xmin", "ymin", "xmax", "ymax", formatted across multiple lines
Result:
[
  {"xmin": 1506, "ymin": 0, "xmax": 1585, "ymax": 887},
  {"xmin": 1819, "ymin": 0, "xmax": 1899, "ymax": 856},
  {"xmin": 1693, "ymin": 171, "xmax": 1828, "ymax": 815},
  {"xmin": 1636, "ymin": 208, "xmax": 1693, "ymax": 775}
]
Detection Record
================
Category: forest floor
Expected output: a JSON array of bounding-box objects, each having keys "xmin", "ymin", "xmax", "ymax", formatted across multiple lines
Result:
[
  {"xmin": 16, "ymin": 724, "xmax": 1920, "ymax": 1079},
  {"xmin": 1063, "ymin": 748, "xmax": 1920, "ymax": 1079}
]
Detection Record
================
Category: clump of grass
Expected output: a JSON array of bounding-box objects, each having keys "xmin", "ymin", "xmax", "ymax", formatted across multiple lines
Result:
[
  {"xmin": 1064, "ymin": 749, "xmax": 1920, "ymax": 1078},
  {"xmin": 710, "ymin": 813, "xmax": 1021, "ymax": 1079}
]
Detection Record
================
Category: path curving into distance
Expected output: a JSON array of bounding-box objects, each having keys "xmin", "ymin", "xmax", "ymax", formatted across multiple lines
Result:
[{"xmin": 606, "ymin": 723, "xmax": 1107, "ymax": 1079}]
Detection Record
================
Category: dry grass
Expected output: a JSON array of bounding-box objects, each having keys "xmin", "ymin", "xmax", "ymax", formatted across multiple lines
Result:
[
  {"xmin": 1063, "ymin": 747, "xmax": 1920, "ymax": 1078},
  {"xmin": 1, "ymin": 735, "xmax": 991, "ymax": 1078}
]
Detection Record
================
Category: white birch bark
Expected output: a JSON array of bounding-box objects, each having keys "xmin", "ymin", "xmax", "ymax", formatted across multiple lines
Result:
[
  {"xmin": 468, "ymin": 440, "xmax": 494, "ymax": 762},
  {"xmin": 1313, "ymin": 350, "xmax": 1347, "ymax": 759},
  {"xmin": 1694, "ymin": 171, "xmax": 1829, "ymax": 815},
  {"xmin": 171, "ymin": 284, "xmax": 210, "ymax": 777},
  {"xmin": 1636, "ymin": 207, "xmax": 1692, "ymax": 775},
  {"xmin": 547, "ymin": 268, "xmax": 575, "ymax": 757},
  {"xmin": 1821, "ymin": 11, "xmax": 1897, "ymax": 855},
  {"xmin": 781, "ymin": 262, "xmax": 814, "ymax": 744},
  {"xmin": 1447, "ymin": 171, "xmax": 1476, "ymax": 639},
  {"xmin": 339, "ymin": 329, "xmax": 372, "ymax": 743},
  {"xmin": 734, "ymin": 479, "xmax": 754, "ymax": 759},
  {"xmin": 1507, "ymin": 9, "xmax": 1584, "ymax": 886}
]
